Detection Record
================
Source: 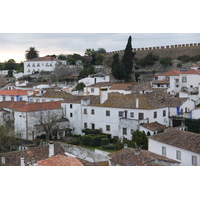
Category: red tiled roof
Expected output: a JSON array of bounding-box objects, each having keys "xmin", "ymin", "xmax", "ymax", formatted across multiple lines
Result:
[
  {"xmin": 149, "ymin": 128, "xmax": 200, "ymax": 154},
  {"xmin": 159, "ymin": 70, "xmax": 181, "ymax": 76},
  {"xmin": 0, "ymin": 89, "xmax": 35, "ymax": 96},
  {"xmin": 109, "ymin": 148, "xmax": 179, "ymax": 166},
  {"xmin": 140, "ymin": 122, "xmax": 167, "ymax": 131},
  {"xmin": 14, "ymin": 101, "xmax": 62, "ymax": 112},
  {"xmin": 26, "ymin": 56, "xmax": 57, "ymax": 62},
  {"xmin": 181, "ymin": 69, "xmax": 200, "ymax": 75},
  {"xmin": 0, "ymin": 101, "xmax": 27, "ymax": 109},
  {"xmin": 38, "ymin": 154, "xmax": 83, "ymax": 166},
  {"xmin": 109, "ymin": 83, "xmax": 134, "ymax": 90}
]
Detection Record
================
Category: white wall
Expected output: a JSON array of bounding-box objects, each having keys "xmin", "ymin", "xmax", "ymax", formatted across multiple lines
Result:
[
  {"xmin": 14, "ymin": 109, "xmax": 63, "ymax": 140},
  {"xmin": 61, "ymin": 102, "xmax": 82, "ymax": 135},
  {"xmin": 24, "ymin": 60, "xmax": 67, "ymax": 75},
  {"xmin": 148, "ymin": 138, "xmax": 200, "ymax": 166}
]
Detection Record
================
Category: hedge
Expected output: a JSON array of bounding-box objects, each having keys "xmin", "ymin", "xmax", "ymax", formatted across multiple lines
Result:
[
  {"xmin": 102, "ymin": 144, "xmax": 115, "ymax": 150},
  {"xmin": 80, "ymin": 134, "xmax": 105, "ymax": 147},
  {"xmin": 101, "ymin": 138, "xmax": 109, "ymax": 146}
]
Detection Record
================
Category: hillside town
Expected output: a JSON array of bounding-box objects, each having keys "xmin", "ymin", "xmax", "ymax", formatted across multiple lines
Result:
[{"xmin": 1, "ymin": 36, "xmax": 200, "ymax": 166}]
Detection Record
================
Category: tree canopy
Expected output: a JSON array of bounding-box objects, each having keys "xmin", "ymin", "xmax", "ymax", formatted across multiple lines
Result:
[
  {"xmin": 122, "ymin": 36, "xmax": 135, "ymax": 81},
  {"xmin": 131, "ymin": 130, "xmax": 148, "ymax": 150},
  {"xmin": 25, "ymin": 47, "xmax": 39, "ymax": 60}
]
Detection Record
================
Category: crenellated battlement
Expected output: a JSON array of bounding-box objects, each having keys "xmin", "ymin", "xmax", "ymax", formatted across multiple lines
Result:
[{"xmin": 107, "ymin": 43, "xmax": 200, "ymax": 59}]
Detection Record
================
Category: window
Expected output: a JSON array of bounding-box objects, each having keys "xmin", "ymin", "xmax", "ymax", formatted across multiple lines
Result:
[
  {"xmin": 70, "ymin": 104, "xmax": 73, "ymax": 109},
  {"xmin": 3, "ymin": 96, "xmax": 5, "ymax": 101},
  {"xmin": 154, "ymin": 111, "xmax": 157, "ymax": 118},
  {"xmin": 91, "ymin": 88, "xmax": 94, "ymax": 93},
  {"xmin": 70, "ymin": 113, "xmax": 73, "ymax": 117},
  {"xmin": 30, "ymin": 99, "xmax": 34, "ymax": 102},
  {"xmin": 20, "ymin": 97, "xmax": 23, "ymax": 101},
  {"xmin": 130, "ymin": 112, "xmax": 134, "ymax": 118},
  {"xmin": 123, "ymin": 128, "xmax": 127, "ymax": 135},
  {"xmin": 163, "ymin": 110, "xmax": 166, "ymax": 117},
  {"xmin": 138, "ymin": 113, "xmax": 144, "ymax": 120},
  {"xmin": 83, "ymin": 109, "xmax": 87, "ymax": 114},
  {"xmin": 182, "ymin": 77, "xmax": 187, "ymax": 83},
  {"xmin": 119, "ymin": 111, "xmax": 123, "ymax": 117},
  {"xmin": 106, "ymin": 125, "xmax": 110, "ymax": 131},
  {"xmin": 162, "ymin": 146, "xmax": 166, "ymax": 156},
  {"xmin": 192, "ymin": 155, "xmax": 197, "ymax": 166},
  {"xmin": 84, "ymin": 123, "xmax": 87, "ymax": 129},
  {"xmin": 91, "ymin": 123, "xmax": 95, "ymax": 129},
  {"xmin": 42, "ymin": 99, "xmax": 46, "ymax": 102},
  {"xmin": 36, "ymin": 99, "xmax": 40, "ymax": 102},
  {"xmin": 176, "ymin": 150, "xmax": 181, "ymax": 160},
  {"xmin": 32, "ymin": 64, "xmax": 35, "ymax": 67},
  {"xmin": 91, "ymin": 109, "xmax": 95, "ymax": 115},
  {"xmin": 106, "ymin": 110, "xmax": 110, "ymax": 116},
  {"xmin": 11, "ymin": 96, "xmax": 14, "ymax": 101}
]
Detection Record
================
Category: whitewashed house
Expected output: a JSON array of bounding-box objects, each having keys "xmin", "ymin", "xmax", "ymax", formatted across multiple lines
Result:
[
  {"xmin": 84, "ymin": 82, "xmax": 114, "ymax": 96},
  {"xmin": 29, "ymin": 90, "xmax": 72, "ymax": 103},
  {"xmin": 24, "ymin": 56, "xmax": 67, "ymax": 75},
  {"xmin": 0, "ymin": 89, "xmax": 36, "ymax": 102},
  {"xmin": 78, "ymin": 74, "xmax": 110, "ymax": 86},
  {"xmin": 14, "ymin": 101, "xmax": 68, "ymax": 140},
  {"xmin": 156, "ymin": 70, "xmax": 181, "ymax": 95},
  {"xmin": 61, "ymin": 95, "xmax": 84, "ymax": 136},
  {"xmin": 148, "ymin": 128, "xmax": 200, "ymax": 166}
]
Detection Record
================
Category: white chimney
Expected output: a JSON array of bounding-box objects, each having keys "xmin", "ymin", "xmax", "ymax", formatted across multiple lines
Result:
[
  {"xmin": 100, "ymin": 91, "xmax": 108, "ymax": 104},
  {"xmin": 20, "ymin": 157, "xmax": 25, "ymax": 166},
  {"xmin": 28, "ymin": 91, "xmax": 34, "ymax": 96},
  {"xmin": 136, "ymin": 97, "xmax": 139, "ymax": 108},
  {"xmin": 49, "ymin": 141, "xmax": 54, "ymax": 157},
  {"xmin": 1, "ymin": 157, "xmax": 5, "ymax": 164}
]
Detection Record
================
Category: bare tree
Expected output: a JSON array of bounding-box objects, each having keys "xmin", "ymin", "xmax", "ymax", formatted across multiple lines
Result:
[{"xmin": 31, "ymin": 110, "xmax": 62, "ymax": 141}]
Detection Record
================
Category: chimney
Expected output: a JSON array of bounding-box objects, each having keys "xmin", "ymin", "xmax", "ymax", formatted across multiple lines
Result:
[
  {"xmin": 136, "ymin": 97, "xmax": 139, "ymax": 108},
  {"xmin": 49, "ymin": 141, "xmax": 54, "ymax": 157},
  {"xmin": 1, "ymin": 157, "xmax": 5, "ymax": 164},
  {"xmin": 20, "ymin": 157, "xmax": 25, "ymax": 166},
  {"xmin": 28, "ymin": 91, "xmax": 34, "ymax": 96}
]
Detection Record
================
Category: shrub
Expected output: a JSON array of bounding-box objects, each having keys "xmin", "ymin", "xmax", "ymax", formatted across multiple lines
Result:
[
  {"xmin": 160, "ymin": 57, "xmax": 172, "ymax": 66},
  {"xmin": 137, "ymin": 52, "xmax": 159, "ymax": 67},
  {"xmin": 80, "ymin": 134, "xmax": 105, "ymax": 147},
  {"xmin": 82, "ymin": 129, "xmax": 102, "ymax": 135},
  {"xmin": 178, "ymin": 55, "xmax": 190, "ymax": 63},
  {"xmin": 102, "ymin": 144, "xmax": 115, "ymax": 150},
  {"xmin": 177, "ymin": 63, "xmax": 182, "ymax": 68},
  {"xmin": 101, "ymin": 138, "xmax": 109, "ymax": 146}
]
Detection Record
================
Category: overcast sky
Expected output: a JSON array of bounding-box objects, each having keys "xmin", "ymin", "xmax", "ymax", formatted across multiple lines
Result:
[{"xmin": 0, "ymin": 33, "xmax": 199, "ymax": 63}]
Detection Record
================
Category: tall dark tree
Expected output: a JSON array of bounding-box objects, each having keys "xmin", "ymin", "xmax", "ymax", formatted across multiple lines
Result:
[
  {"xmin": 111, "ymin": 53, "xmax": 125, "ymax": 80},
  {"xmin": 122, "ymin": 36, "xmax": 135, "ymax": 81},
  {"xmin": 4, "ymin": 59, "xmax": 17, "ymax": 70},
  {"xmin": 25, "ymin": 47, "xmax": 39, "ymax": 60}
]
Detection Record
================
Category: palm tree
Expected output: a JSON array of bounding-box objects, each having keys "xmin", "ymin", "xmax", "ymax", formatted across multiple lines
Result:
[{"xmin": 25, "ymin": 47, "xmax": 39, "ymax": 60}]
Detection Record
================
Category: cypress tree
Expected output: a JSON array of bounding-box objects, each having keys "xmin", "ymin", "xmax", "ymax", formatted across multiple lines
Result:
[
  {"xmin": 111, "ymin": 53, "xmax": 125, "ymax": 80},
  {"xmin": 122, "ymin": 36, "xmax": 135, "ymax": 81}
]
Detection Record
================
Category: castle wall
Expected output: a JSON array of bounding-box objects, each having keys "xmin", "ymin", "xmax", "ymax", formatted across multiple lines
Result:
[{"xmin": 107, "ymin": 43, "xmax": 200, "ymax": 59}]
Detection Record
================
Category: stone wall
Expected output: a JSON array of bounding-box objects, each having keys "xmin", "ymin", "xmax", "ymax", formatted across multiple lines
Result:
[
  {"xmin": 60, "ymin": 143, "xmax": 109, "ymax": 162},
  {"xmin": 107, "ymin": 43, "xmax": 200, "ymax": 59}
]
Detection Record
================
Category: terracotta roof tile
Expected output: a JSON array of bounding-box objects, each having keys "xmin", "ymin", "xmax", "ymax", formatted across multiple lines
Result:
[
  {"xmin": 26, "ymin": 56, "xmax": 57, "ymax": 62},
  {"xmin": 0, "ymin": 89, "xmax": 35, "ymax": 96},
  {"xmin": 38, "ymin": 154, "xmax": 83, "ymax": 166},
  {"xmin": 14, "ymin": 101, "xmax": 62, "ymax": 112},
  {"xmin": 100, "ymin": 90, "xmax": 186, "ymax": 109},
  {"xmin": 181, "ymin": 69, "xmax": 200, "ymax": 75},
  {"xmin": 159, "ymin": 70, "xmax": 181, "ymax": 76},
  {"xmin": 109, "ymin": 83, "xmax": 134, "ymax": 90},
  {"xmin": 0, "ymin": 101, "xmax": 27, "ymax": 109},
  {"xmin": 30, "ymin": 91, "xmax": 72, "ymax": 98},
  {"xmin": 89, "ymin": 82, "xmax": 114, "ymax": 88},
  {"xmin": 140, "ymin": 122, "xmax": 167, "ymax": 131},
  {"xmin": 109, "ymin": 148, "xmax": 179, "ymax": 166},
  {"xmin": 149, "ymin": 128, "xmax": 200, "ymax": 154},
  {"xmin": 0, "ymin": 143, "xmax": 65, "ymax": 166}
]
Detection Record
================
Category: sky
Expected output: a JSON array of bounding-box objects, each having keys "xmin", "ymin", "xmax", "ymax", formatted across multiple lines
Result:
[{"xmin": 0, "ymin": 33, "xmax": 200, "ymax": 63}]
